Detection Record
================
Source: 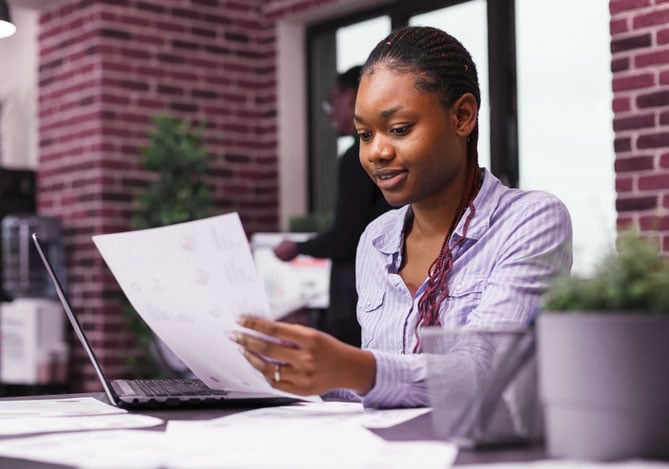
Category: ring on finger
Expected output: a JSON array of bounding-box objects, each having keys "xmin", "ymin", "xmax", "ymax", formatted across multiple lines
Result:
[{"xmin": 273, "ymin": 364, "xmax": 281, "ymax": 383}]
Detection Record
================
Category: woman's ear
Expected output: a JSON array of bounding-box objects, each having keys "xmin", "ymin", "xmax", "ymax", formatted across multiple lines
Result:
[{"xmin": 451, "ymin": 93, "xmax": 478, "ymax": 137}]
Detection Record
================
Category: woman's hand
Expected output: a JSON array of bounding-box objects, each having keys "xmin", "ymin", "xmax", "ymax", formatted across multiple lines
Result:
[{"xmin": 232, "ymin": 316, "xmax": 376, "ymax": 396}]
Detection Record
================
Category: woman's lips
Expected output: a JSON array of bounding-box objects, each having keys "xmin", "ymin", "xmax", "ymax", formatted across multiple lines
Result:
[{"xmin": 373, "ymin": 169, "xmax": 408, "ymax": 190}]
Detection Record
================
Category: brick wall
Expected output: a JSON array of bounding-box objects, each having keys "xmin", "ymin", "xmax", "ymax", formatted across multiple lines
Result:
[
  {"xmin": 610, "ymin": 0, "xmax": 669, "ymax": 249},
  {"xmin": 36, "ymin": 0, "xmax": 335, "ymax": 391}
]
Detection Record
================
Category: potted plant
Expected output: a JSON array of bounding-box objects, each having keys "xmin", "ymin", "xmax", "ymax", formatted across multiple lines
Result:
[
  {"xmin": 537, "ymin": 230, "xmax": 669, "ymax": 461},
  {"xmin": 126, "ymin": 114, "xmax": 213, "ymax": 377}
]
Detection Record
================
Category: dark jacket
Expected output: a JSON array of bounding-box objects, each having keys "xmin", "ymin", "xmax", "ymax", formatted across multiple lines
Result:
[{"xmin": 296, "ymin": 140, "xmax": 392, "ymax": 346}]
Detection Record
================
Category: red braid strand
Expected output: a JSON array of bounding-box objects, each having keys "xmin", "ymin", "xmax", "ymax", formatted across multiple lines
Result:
[{"xmin": 413, "ymin": 128, "xmax": 482, "ymax": 352}]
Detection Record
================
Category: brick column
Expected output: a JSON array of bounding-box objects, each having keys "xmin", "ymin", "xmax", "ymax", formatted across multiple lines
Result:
[
  {"xmin": 36, "ymin": 0, "xmax": 333, "ymax": 391},
  {"xmin": 610, "ymin": 0, "xmax": 669, "ymax": 250}
]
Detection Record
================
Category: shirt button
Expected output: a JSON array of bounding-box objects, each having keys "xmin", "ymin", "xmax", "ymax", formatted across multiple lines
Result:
[{"xmin": 455, "ymin": 284, "xmax": 462, "ymax": 292}]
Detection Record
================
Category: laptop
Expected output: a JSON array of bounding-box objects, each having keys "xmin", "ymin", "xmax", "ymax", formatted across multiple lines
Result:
[{"xmin": 32, "ymin": 233, "xmax": 297, "ymax": 410}]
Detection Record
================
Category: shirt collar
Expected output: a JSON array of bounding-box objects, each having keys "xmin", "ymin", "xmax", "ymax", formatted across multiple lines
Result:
[
  {"xmin": 453, "ymin": 167, "xmax": 500, "ymax": 241},
  {"xmin": 371, "ymin": 205, "xmax": 410, "ymax": 255},
  {"xmin": 370, "ymin": 167, "xmax": 504, "ymax": 256}
]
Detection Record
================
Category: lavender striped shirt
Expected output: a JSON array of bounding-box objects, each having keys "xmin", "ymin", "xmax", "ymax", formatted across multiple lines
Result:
[{"xmin": 353, "ymin": 168, "xmax": 573, "ymax": 408}]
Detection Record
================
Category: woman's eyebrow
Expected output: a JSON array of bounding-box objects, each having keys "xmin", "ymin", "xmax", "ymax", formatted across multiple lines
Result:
[
  {"xmin": 380, "ymin": 105, "xmax": 403, "ymax": 119},
  {"xmin": 354, "ymin": 105, "xmax": 404, "ymax": 123}
]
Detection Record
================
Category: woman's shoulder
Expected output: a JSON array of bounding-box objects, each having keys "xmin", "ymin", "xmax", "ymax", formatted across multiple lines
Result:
[
  {"xmin": 504, "ymin": 185, "xmax": 565, "ymax": 206},
  {"xmin": 477, "ymin": 170, "xmax": 570, "ymax": 227},
  {"xmin": 502, "ymin": 186, "xmax": 569, "ymax": 217},
  {"xmin": 488, "ymin": 185, "xmax": 572, "ymax": 239}
]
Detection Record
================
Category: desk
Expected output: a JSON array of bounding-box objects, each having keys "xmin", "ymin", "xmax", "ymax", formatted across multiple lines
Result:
[{"xmin": 0, "ymin": 393, "xmax": 651, "ymax": 468}]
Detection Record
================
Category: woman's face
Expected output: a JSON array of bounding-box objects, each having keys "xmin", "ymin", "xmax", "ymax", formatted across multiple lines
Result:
[{"xmin": 354, "ymin": 64, "xmax": 472, "ymax": 209}]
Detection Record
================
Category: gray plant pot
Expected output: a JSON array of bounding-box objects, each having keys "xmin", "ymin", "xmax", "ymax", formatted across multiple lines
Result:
[{"xmin": 537, "ymin": 313, "xmax": 669, "ymax": 461}]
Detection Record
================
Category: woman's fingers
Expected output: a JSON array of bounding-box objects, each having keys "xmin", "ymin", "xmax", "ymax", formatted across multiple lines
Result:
[
  {"xmin": 242, "ymin": 349, "xmax": 294, "ymax": 387},
  {"xmin": 232, "ymin": 329, "xmax": 297, "ymax": 365},
  {"xmin": 237, "ymin": 316, "xmax": 313, "ymax": 346}
]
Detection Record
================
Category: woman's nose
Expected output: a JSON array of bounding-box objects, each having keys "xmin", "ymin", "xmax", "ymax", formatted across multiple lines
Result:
[{"xmin": 366, "ymin": 135, "xmax": 394, "ymax": 163}]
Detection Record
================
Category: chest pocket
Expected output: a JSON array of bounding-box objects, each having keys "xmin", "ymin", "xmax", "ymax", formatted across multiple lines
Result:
[
  {"xmin": 444, "ymin": 274, "xmax": 486, "ymax": 325},
  {"xmin": 358, "ymin": 289, "xmax": 385, "ymax": 347}
]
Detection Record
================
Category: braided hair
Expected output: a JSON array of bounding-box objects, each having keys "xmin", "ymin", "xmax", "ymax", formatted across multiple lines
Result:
[{"xmin": 362, "ymin": 26, "xmax": 483, "ymax": 346}]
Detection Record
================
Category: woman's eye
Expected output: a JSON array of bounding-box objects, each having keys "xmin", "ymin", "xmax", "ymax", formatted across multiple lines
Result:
[
  {"xmin": 357, "ymin": 131, "xmax": 372, "ymax": 142},
  {"xmin": 390, "ymin": 125, "xmax": 411, "ymax": 136}
]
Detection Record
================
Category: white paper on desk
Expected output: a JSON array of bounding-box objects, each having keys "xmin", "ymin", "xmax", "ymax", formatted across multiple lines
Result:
[
  {"xmin": 169, "ymin": 400, "xmax": 432, "ymax": 431},
  {"xmin": 0, "ymin": 413, "xmax": 162, "ymax": 436},
  {"xmin": 0, "ymin": 430, "xmax": 168, "ymax": 469},
  {"xmin": 168, "ymin": 416, "xmax": 456, "ymax": 469},
  {"xmin": 0, "ymin": 396, "xmax": 125, "ymax": 419},
  {"xmin": 92, "ymin": 213, "xmax": 298, "ymax": 398},
  {"xmin": 0, "ymin": 425, "xmax": 457, "ymax": 469}
]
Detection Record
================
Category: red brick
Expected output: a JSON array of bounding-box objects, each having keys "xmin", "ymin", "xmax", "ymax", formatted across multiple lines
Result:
[
  {"xmin": 634, "ymin": 49, "xmax": 669, "ymax": 68},
  {"xmin": 615, "ymin": 155, "xmax": 655, "ymax": 172},
  {"xmin": 616, "ymin": 175, "xmax": 634, "ymax": 192},
  {"xmin": 612, "ymin": 96, "xmax": 632, "ymax": 112},
  {"xmin": 660, "ymin": 152, "xmax": 669, "ymax": 167},
  {"xmin": 638, "ymin": 131, "xmax": 669, "ymax": 149},
  {"xmin": 638, "ymin": 173, "xmax": 669, "ymax": 189},
  {"xmin": 611, "ymin": 0, "xmax": 650, "ymax": 15},
  {"xmin": 617, "ymin": 215, "xmax": 636, "ymax": 230},
  {"xmin": 611, "ymin": 56, "xmax": 630, "ymax": 72},
  {"xmin": 633, "ymin": 7, "xmax": 669, "ymax": 28},
  {"xmin": 616, "ymin": 195, "xmax": 658, "ymax": 212},
  {"xmin": 611, "ymin": 32, "xmax": 651, "ymax": 53},
  {"xmin": 658, "ymin": 27, "xmax": 669, "ymax": 45},
  {"xmin": 613, "ymin": 113, "xmax": 655, "ymax": 130},
  {"xmin": 660, "ymin": 111, "xmax": 669, "ymax": 125},
  {"xmin": 615, "ymin": 136, "xmax": 633, "ymax": 152},
  {"xmin": 640, "ymin": 214, "xmax": 669, "ymax": 230}
]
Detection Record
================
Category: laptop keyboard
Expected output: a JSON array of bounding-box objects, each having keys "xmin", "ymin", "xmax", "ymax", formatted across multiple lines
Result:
[{"xmin": 129, "ymin": 378, "xmax": 229, "ymax": 397}]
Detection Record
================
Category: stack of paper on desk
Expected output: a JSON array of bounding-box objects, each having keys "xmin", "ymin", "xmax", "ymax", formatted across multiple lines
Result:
[{"xmin": 92, "ymin": 212, "xmax": 309, "ymax": 399}]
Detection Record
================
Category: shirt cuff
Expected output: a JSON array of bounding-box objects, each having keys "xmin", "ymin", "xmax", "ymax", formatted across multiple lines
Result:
[{"xmin": 359, "ymin": 350, "xmax": 428, "ymax": 409}]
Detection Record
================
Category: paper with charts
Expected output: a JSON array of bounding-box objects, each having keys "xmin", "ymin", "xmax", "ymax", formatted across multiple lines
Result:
[{"xmin": 93, "ymin": 212, "xmax": 303, "ymax": 398}]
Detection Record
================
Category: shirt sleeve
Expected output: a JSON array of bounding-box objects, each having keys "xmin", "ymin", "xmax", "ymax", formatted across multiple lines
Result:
[
  {"xmin": 465, "ymin": 193, "xmax": 573, "ymax": 327},
  {"xmin": 360, "ymin": 351, "xmax": 429, "ymax": 408}
]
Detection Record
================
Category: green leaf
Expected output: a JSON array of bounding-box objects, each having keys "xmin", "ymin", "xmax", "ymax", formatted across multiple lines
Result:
[{"xmin": 544, "ymin": 229, "xmax": 669, "ymax": 314}]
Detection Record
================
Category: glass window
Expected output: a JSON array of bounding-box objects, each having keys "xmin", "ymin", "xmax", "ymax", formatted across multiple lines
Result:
[
  {"xmin": 336, "ymin": 16, "xmax": 391, "ymax": 72},
  {"xmin": 335, "ymin": 16, "xmax": 391, "ymax": 155},
  {"xmin": 516, "ymin": 0, "xmax": 615, "ymax": 275},
  {"xmin": 410, "ymin": 0, "xmax": 491, "ymax": 170}
]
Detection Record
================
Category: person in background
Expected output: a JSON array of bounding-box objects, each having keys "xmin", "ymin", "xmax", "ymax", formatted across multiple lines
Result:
[
  {"xmin": 273, "ymin": 65, "xmax": 391, "ymax": 347},
  {"xmin": 234, "ymin": 26, "xmax": 572, "ymax": 408}
]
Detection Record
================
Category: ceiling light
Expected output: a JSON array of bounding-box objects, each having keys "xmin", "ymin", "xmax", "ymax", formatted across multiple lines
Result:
[{"xmin": 0, "ymin": 0, "xmax": 17, "ymax": 39}]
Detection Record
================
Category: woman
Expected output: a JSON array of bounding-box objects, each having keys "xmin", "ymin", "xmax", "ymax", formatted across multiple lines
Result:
[{"xmin": 233, "ymin": 26, "xmax": 572, "ymax": 409}]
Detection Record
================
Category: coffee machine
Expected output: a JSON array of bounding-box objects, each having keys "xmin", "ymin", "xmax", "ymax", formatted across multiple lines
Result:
[{"xmin": 0, "ymin": 168, "xmax": 69, "ymax": 394}]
